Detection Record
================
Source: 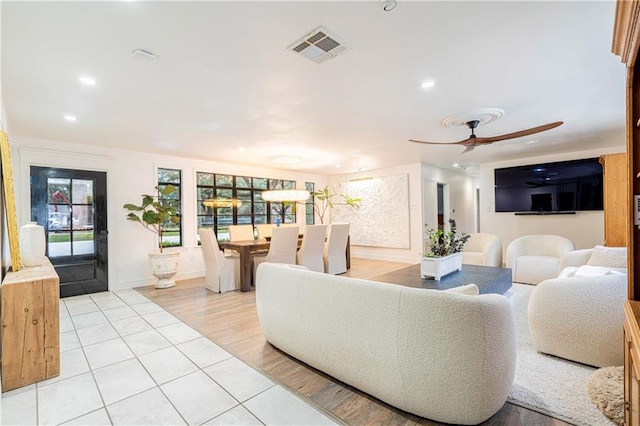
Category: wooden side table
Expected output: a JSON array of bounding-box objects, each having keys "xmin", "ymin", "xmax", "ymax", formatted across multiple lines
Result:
[{"xmin": 1, "ymin": 258, "xmax": 60, "ymax": 392}]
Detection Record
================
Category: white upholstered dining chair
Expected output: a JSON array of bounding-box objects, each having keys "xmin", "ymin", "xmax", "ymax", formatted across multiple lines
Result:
[
  {"xmin": 324, "ymin": 222, "xmax": 350, "ymax": 274},
  {"xmin": 198, "ymin": 228, "xmax": 240, "ymax": 293},
  {"xmin": 296, "ymin": 224, "xmax": 327, "ymax": 273},
  {"xmin": 256, "ymin": 224, "xmax": 274, "ymax": 239},
  {"xmin": 229, "ymin": 224, "xmax": 255, "ymax": 241},
  {"xmin": 253, "ymin": 226, "xmax": 300, "ymax": 281}
]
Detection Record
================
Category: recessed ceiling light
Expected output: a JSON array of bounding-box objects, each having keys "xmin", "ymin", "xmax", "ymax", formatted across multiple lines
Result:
[
  {"xmin": 452, "ymin": 163, "xmax": 460, "ymax": 168},
  {"xmin": 421, "ymin": 80, "xmax": 435, "ymax": 89},
  {"xmin": 527, "ymin": 140, "xmax": 539, "ymax": 144},
  {"xmin": 77, "ymin": 75, "xmax": 96, "ymax": 86},
  {"xmin": 336, "ymin": 164, "xmax": 341, "ymax": 168},
  {"xmin": 238, "ymin": 147, "xmax": 245, "ymax": 151},
  {"xmin": 64, "ymin": 115, "xmax": 77, "ymax": 122}
]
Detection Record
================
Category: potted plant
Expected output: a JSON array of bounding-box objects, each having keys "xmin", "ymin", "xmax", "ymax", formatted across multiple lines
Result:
[
  {"xmin": 311, "ymin": 185, "xmax": 361, "ymax": 224},
  {"xmin": 422, "ymin": 218, "xmax": 470, "ymax": 280},
  {"xmin": 123, "ymin": 185, "xmax": 181, "ymax": 288}
]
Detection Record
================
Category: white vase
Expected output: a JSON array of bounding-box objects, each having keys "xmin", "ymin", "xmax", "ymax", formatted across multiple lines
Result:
[
  {"xmin": 421, "ymin": 252, "xmax": 462, "ymax": 280},
  {"xmin": 149, "ymin": 251, "xmax": 180, "ymax": 288},
  {"xmin": 20, "ymin": 222, "xmax": 46, "ymax": 267}
]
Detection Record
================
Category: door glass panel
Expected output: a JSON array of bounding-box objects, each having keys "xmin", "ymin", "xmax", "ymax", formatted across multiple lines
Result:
[
  {"xmin": 73, "ymin": 206, "xmax": 93, "ymax": 230},
  {"xmin": 48, "ymin": 178, "xmax": 70, "ymax": 203},
  {"xmin": 73, "ymin": 231, "xmax": 94, "ymax": 255},
  {"xmin": 49, "ymin": 232, "xmax": 71, "ymax": 256},
  {"xmin": 72, "ymin": 180, "xmax": 93, "ymax": 204},
  {"xmin": 48, "ymin": 205, "xmax": 71, "ymax": 231},
  {"xmin": 46, "ymin": 177, "xmax": 96, "ymax": 258}
]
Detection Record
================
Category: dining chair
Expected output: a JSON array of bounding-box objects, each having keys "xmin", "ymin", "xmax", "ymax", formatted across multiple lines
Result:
[
  {"xmin": 324, "ymin": 222, "xmax": 350, "ymax": 274},
  {"xmin": 256, "ymin": 224, "xmax": 274, "ymax": 239},
  {"xmin": 296, "ymin": 224, "xmax": 327, "ymax": 273},
  {"xmin": 253, "ymin": 226, "xmax": 300, "ymax": 282},
  {"xmin": 198, "ymin": 228, "xmax": 240, "ymax": 293},
  {"xmin": 229, "ymin": 224, "xmax": 255, "ymax": 241}
]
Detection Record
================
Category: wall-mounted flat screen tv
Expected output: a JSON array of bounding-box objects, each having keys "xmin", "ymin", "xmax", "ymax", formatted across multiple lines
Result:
[{"xmin": 494, "ymin": 158, "xmax": 603, "ymax": 213}]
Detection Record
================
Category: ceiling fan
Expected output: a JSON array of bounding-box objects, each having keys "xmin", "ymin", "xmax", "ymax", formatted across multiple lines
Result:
[{"xmin": 409, "ymin": 120, "xmax": 564, "ymax": 154}]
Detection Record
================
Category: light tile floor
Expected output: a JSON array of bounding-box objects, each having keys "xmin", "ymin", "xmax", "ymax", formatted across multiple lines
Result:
[{"xmin": 1, "ymin": 289, "xmax": 338, "ymax": 426}]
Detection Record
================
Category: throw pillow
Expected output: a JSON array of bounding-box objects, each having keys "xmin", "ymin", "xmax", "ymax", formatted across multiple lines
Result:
[
  {"xmin": 587, "ymin": 245, "xmax": 627, "ymax": 269},
  {"xmin": 444, "ymin": 284, "xmax": 479, "ymax": 296},
  {"xmin": 574, "ymin": 265, "xmax": 625, "ymax": 277}
]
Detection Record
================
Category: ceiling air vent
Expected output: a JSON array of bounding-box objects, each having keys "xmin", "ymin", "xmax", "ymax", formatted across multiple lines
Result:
[{"xmin": 288, "ymin": 26, "xmax": 348, "ymax": 64}]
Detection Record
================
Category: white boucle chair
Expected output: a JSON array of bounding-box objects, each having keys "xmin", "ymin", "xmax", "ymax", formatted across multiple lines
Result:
[
  {"xmin": 528, "ymin": 274, "xmax": 626, "ymax": 367},
  {"xmin": 198, "ymin": 229, "xmax": 240, "ymax": 293},
  {"xmin": 505, "ymin": 234, "xmax": 575, "ymax": 284},
  {"xmin": 256, "ymin": 263, "xmax": 517, "ymax": 425},
  {"xmin": 528, "ymin": 245, "xmax": 627, "ymax": 367},
  {"xmin": 462, "ymin": 233, "xmax": 502, "ymax": 267}
]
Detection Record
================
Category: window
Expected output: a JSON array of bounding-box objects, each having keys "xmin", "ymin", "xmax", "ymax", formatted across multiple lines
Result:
[
  {"xmin": 305, "ymin": 182, "xmax": 315, "ymax": 225},
  {"xmin": 196, "ymin": 172, "xmax": 296, "ymax": 240},
  {"xmin": 158, "ymin": 168, "xmax": 182, "ymax": 247}
]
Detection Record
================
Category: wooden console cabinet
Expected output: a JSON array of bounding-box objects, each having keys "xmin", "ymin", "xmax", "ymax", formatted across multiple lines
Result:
[
  {"xmin": 1, "ymin": 258, "xmax": 60, "ymax": 392},
  {"xmin": 624, "ymin": 301, "xmax": 640, "ymax": 425}
]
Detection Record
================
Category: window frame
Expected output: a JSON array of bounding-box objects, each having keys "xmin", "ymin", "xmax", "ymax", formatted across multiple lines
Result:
[
  {"xmin": 196, "ymin": 172, "xmax": 297, "ymax": 240},
  {"xmin": 157, "ymin": 167, "xmax": 182, "ymax": 248}
]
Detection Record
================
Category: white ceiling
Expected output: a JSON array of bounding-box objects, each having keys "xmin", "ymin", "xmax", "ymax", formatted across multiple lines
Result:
[{"xmin": 2, "ymin": 1, "xmax": 626, "ymax": 175}]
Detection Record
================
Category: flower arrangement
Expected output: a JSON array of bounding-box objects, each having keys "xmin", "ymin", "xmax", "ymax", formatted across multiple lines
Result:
[{"xmin": 424, "ymin": 218, "xmax": 470, "ymax": 258}]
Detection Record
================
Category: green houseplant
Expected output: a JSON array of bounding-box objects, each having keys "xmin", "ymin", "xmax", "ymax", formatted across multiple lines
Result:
[
  {"xmin": 424, "ymin": 218, "xmax": 470, "ymax": 258},
  {"xmin": 123, "ymin": 185, "xmax": 181, "ymax": 288},
  {"xmin": 311, "ymin": 185, "xmax": 361, "ymax": 224},
  {"xmin": 422, "ymin": 219, "xmax": 470, "ymax": 280},
  {"xmin": 123, "ymin": 185, "xmax": 180, "ymax": 253}
]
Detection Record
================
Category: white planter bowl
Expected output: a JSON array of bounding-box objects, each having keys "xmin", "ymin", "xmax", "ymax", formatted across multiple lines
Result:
[
  {"xmin": 149, "ymin": 251, "xmax": 180, "ymax": 288},
  {"xmin": 421, "ymin": 252, "xmax": 462, "ymax": 280}
]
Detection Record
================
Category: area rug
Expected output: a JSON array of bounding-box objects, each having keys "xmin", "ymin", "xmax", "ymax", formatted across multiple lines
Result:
[
  {"xmin": 587, "ymin": 366, "xmax": 624, "ymax": 425},
  {"xmin": 506, "ymin": 284, "xmax": 615, "ymax": 426}
]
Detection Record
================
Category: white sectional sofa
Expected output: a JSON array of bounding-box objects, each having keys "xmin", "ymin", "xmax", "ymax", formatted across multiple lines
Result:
[
  {"xmin": 528, "ymin": 246, "xmax": 627, "ymax": 367},
  {"xmin": 255, "ymin": 263, "xmax": 517, "ymax": 425}
]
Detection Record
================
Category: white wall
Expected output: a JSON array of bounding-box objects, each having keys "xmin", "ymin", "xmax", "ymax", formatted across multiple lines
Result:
[
  {"xmin": 420, "ymin": 163, "xmax": 476, "ymax": 234},
  {"xmin": 11, "ymin": 135, "xmax": 327, "ymax": 290},
  {"xmin": 327, "ymin": 163, "xmax": 474, "ymax": 264},
  {"xmin": 479, "ymin": 146, "xmax": 625, "ymax": 256}
]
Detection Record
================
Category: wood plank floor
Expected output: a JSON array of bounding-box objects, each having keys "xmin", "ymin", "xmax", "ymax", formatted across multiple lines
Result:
[{"xmin": 136, "ymin": 258, "xmax": 569, "ymax": 426}]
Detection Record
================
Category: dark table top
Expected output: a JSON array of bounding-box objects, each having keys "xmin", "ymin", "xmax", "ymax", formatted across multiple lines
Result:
[{"xmin": 369, "ymin": 263, "xmax": 513, "ymax": 295}]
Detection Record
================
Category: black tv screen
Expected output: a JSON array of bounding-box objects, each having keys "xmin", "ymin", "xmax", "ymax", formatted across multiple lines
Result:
[{"xmin": 494, "ymin": 158, "xmax": 603, "ymax": 213}]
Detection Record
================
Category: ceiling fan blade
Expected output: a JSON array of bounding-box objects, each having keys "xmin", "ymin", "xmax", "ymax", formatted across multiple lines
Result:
[
  {"xmin": 409, "ymin": 138, "xmax": 470, "ymax": 146},
  {"xmin": 478, "ymin": 121, "xmax": 564, "ymax": 144},
  {"xmin": 461, "ymin": 145, "xmax": 475, "ymax": 154}
]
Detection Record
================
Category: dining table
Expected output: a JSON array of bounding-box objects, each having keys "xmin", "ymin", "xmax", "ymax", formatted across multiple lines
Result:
[{"xmin": 218, "ymin": 236, "xmax": 351, "ymax": 292}]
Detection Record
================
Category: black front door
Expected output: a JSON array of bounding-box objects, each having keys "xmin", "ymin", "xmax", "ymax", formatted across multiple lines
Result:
[{"xmin": 30, "ymin": 167, "xmax": 108, "ymax": 298}]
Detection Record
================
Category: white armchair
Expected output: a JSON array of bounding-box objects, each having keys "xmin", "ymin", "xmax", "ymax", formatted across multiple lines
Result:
[
  {"xmin": 505, "ymin": 235, "xmax": 575, "ymax": 284},
  {"xmin": 528, "ymin": 274, "xmax": 626, "ymax": 367},
  {"xmin": 462, "ymin": 233, "xmax": 502, "ymax": 267},
  {"xmin": 528, "ymin": 245, "xmax": 627, "ymax": 367}
]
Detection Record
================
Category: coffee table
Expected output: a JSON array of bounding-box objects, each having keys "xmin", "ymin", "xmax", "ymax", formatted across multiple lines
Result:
[{"xmin": 369, "ymin": 264, "xmax": 512, "ymax": 295}]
